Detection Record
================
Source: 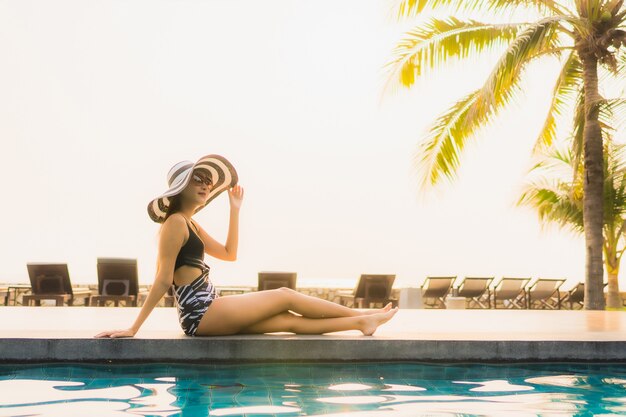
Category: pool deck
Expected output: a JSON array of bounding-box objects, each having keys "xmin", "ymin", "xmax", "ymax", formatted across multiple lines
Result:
[{"xmin": 1, "ymin": 307, "xmax": 626, "ymax": 363}]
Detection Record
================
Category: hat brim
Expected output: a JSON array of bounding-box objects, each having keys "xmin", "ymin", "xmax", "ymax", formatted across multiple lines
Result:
[{"xmin": 147, "ymin": 154, "xmax": 238, "ymax": 223}]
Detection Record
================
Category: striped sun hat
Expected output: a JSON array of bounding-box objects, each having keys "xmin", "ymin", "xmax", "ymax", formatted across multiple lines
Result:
[{"xmin": 147, "ymin": 154, "xmax": 238, "ymax": 223}]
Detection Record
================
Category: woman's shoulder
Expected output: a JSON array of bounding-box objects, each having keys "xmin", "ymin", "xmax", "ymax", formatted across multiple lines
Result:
[{"xmin": 161, "ymin": 214, "xmax": 190, "ymax": 234}]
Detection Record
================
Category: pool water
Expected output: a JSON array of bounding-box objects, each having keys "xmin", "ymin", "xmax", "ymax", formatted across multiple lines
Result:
[{"xmin": 1, "ymin": 362, "xmax": 626, "ymax": 416}]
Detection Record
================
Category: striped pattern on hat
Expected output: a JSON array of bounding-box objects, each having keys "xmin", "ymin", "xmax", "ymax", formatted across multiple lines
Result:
[{"xmin": 147, "ymin": 154, "xmax": 238, "ymax": 223}]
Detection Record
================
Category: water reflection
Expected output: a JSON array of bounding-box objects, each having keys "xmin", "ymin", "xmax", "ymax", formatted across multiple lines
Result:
[
  {"xmin": 0, "ymin": 362, "xmax": 624, "ymax": 416},
  {"xmin": 209, "ymin": 405, "xmax": 301, "ymax": 416},
  {"xmin": 129, "ymin": 383, "xmax": 178, "ymax": 415},
  {"xmin": 327, "ymin": 383, "xmax": 371, "ymax": 391},
  {"xmin": 317, "ymin": 395, "xmax": 390, "ymax": 404},
  {"xmin": 453, "ymin": 379, "xmax": 534, "ymax": 392},
  {"xmin": 0, "ymin": 400, "xmax": 131, "ymax": 417},
  {"xmin": 525, "ymin": 375, "xmax": 592, "ymax": 389}
]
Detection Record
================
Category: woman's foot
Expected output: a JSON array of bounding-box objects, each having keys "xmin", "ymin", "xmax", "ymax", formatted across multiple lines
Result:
[
  {"xmin": 359, "ymin": 307, "xmax": 398, "ymax": 336},
  {"xmin": 359, "ymin": 302, "xmax": 394, "ymax": 315}
]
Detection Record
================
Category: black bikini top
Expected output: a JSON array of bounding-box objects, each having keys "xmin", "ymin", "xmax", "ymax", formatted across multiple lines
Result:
[{"xmin": 174, "ymin": 220, "xmax": 206, "ymax": 271}]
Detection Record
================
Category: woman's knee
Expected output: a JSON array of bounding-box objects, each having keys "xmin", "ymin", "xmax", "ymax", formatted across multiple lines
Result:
[{"xmin": 274, "ymin": 287, "xmax": 297, "ymax": 309}]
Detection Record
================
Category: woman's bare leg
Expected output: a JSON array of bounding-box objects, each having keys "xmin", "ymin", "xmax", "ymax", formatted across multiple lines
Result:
[
  {"xmin": 238, "ymin": 308, "xmax": 398, "ymax": 335},
  {"xmin": 278, "ymin": 289, "xmax": 391, "ymax": 318},
  {"xmin": 195, "ymin": 287, "xmax": 395, "ymax": 336},
  {"xmin": 233, "ymin": 288, "xmax": 385, "ymax": 319}
]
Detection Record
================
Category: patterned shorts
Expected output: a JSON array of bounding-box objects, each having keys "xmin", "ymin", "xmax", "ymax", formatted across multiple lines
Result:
[{"xmin": 174, "ymin": 267, "xmax": 218, "ymax": 336}]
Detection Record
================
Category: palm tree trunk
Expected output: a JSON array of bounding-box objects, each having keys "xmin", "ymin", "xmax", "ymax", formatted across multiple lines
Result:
[
  {"xmin": 580, "ymin": 53, "xmax": 605, "ymax": 310},
  {"xmin": 607, "ymin": 271, "xmax": 622, "ymax": 308},
  {"xmin": 605, "ymin": 244, "xmax": 622, "ymax": 308}
]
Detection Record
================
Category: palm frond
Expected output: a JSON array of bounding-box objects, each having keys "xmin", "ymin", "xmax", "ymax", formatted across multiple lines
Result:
[
  {"xmin": 394, "ymin": 0, "xmax": 571, "ymax": 20},
  {"xmin": 596, "ymin": 98, "xmax": 626, "ymax": 133},
  {"xmin": 520, "ymin": 138, "xmax": 626, "ymax": 239},
  {"xmin": 614, "ymin": 51, "xmax": 626, "ymax": 95},
  {"xmin": 570, "ymin": 88, "xmax": 585, "ymax": 177},
  {"xmin": 416, "ymin": 17, "xmax": 564, "ymax": 188},
  {"xmin": 547, "ymin": 146, "xmax": 575, "ymax": 167},
  {"xmin": 383, "ymin": 17, "xmax": 523, "ymax": 92},
  {"xmin": 526, "ymin": 146, "xmax": 574, "ymax": 176},
  {"xmin": 574, "ymin": 0, "xmax": 602, "ymax": 20},
  {"xmin": 517, "ymin": 178, "xmax": 584, "ymax": 233},
  {"xmin": 607, "ymin": 0, "xmax": 625, "ymax": 15},
  {"xmin": 608, "ymin": 140, "xmax": 626, "ymax": 174},
  {"xmin": 469, "ymin": 17, "xmax": 563, "ymax": 125},
  {"xmin": 486, "ymin": 0, "xmax": 574, "ymax": 15},
  {"xmin": 603, "ymin": 140, "xmax": 626, "ymax": 228},
  {"xmin": 533, "ymin": 51, "xmax": 583, "ymax": 153},
  {"xmin": 415, "ymin": 89, "xmax": 485, "ymax": 187}
]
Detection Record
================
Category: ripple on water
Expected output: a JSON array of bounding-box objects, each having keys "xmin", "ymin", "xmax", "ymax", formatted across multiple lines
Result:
[{"xmin": 0, "ymin": 362, "xmax": 624, "ymax": 416}]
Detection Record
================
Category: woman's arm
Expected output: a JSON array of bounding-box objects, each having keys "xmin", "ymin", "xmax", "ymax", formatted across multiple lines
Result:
[
  {"xmin": 195, "ymin": 185, "xmax": 244, "ymax": 262},
  {"xmin": 94, "ymin": 216, "xmax": 185, "ymax": 338}
]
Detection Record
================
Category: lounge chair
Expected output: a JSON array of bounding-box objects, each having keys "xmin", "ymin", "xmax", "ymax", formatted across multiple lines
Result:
[
  {"xmin": 90, "ymin": 258, "xmax": 139, "ymax": 307},
  {"xmin": 23, "ymin": 263, "xmax": 91, "ymax": 306},
  {"xmin": 526, "ymin": 278, "xmax": 566, "ymax": 309},
  {"xmin": 420, "ymin": 276, "xmax": 456, "ymax": 308},
  {"xmin": 560, "ymin": 282, "xmax": 608, "ymax": 309},
  {"xmin": 492, "ymin": 277, "xmax": 531, "ymax": 309},
  {"xmin": 455, "ymin": 276, "xmax": 494, "ymax": 308},
  {"xmin": 0, "ymin": 287, "xmax": 8, "ymax": 306},
  {"xmin": 163, "ymin": 286, "xmax": 175, "ymax": 306},
  {"xmin": 257, "ymin": 271, "xmax": 297, "ymax": 291},
  {"xmin": 560, "ymin": 282, "xmax": 584, "ymax": 310},
  {"xmin": 137, "ymin": 285, "xmax": 175, "ymax": 307},
  {"xmin": 339, "ymin": 274, "xmax": 397, "ymax": 308}
]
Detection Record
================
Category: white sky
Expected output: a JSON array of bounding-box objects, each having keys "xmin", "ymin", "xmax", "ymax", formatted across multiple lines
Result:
[{"xmin": 0, "ymin": 0, "xmax": 615, "ymax": 289}]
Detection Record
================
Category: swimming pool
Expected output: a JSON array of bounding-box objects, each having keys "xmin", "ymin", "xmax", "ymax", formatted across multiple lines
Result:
[{"xmin": 1, "ymin": 362, "xmax": 625, "ymax": 416}]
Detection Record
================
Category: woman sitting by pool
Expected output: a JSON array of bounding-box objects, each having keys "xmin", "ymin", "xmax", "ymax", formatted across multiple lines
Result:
[{"xmin": 95, "ymin": 154, "xmax": 398, "ymax": 339}]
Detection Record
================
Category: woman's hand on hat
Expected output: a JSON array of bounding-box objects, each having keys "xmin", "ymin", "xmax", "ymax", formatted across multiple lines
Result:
[
  {"xmin": 93, "ymin": 328, "xmax": 136, "ymax": 339},
  {"xmin": 228, "ymin": 184, "xmax": 244, "ymax": 209}
]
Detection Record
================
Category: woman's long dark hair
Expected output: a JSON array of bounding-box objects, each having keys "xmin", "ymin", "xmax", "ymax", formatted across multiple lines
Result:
[
  {"xmin": 155, "ymin": 193, "xmax": 185, "ymax": 272},
  {"xmin": 162, "ymin": 194, "xmax": 183, "ymax": 223},
  {"xmin": 156, "ymin": 194, "xmax": 184, "ymax": 243}
]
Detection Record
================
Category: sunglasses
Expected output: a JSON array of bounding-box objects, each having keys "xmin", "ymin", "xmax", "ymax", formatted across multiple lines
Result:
[{"xmin": 191, "ymin": 173, "xmax": 213, "ymax": 187}]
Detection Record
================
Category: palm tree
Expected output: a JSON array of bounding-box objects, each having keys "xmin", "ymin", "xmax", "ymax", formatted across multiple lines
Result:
[
  {"xmin": 385, "ymin": 0, "xmax": 626, "ymax": 309},
  {"xmin": 518, "ymin": 140, "xmax": 626, "ymax": 308}
]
